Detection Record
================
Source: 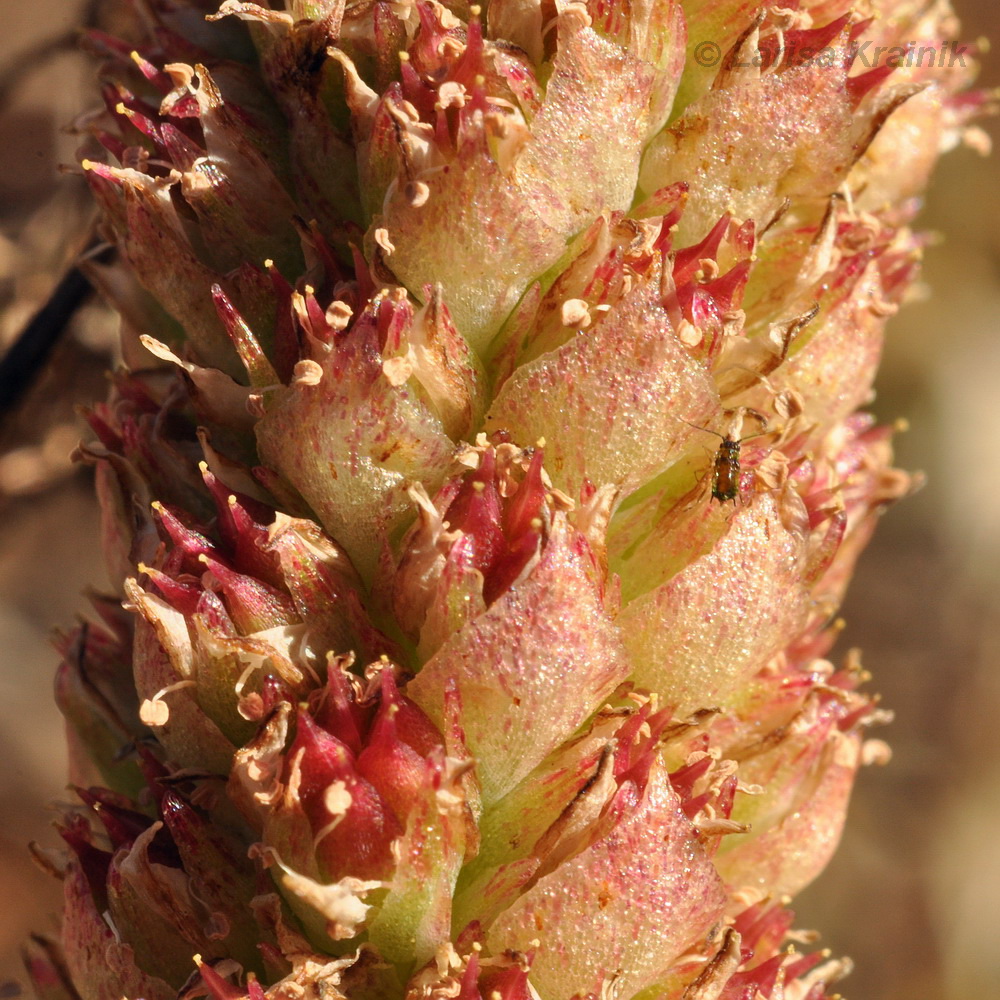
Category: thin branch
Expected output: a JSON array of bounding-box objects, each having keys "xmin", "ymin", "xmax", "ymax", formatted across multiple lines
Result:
[{"xmin": 0, "ymin": 246, "xmax": 112, "ymax": 422}]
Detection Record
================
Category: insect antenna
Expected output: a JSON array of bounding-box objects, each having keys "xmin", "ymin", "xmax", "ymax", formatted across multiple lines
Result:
[{"xmin": 679, "ymin": 418, "xmax": 725, "ymax": 440}]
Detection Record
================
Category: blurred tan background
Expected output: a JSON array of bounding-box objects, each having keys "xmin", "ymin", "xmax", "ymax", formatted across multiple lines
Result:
[{"xmin": 0, "ymin": 1, "xmax": 997, "ymax": 997}]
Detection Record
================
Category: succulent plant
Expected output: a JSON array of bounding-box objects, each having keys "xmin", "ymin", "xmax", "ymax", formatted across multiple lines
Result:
[{"xmin": 27, "ymin": 0, "xmax": 991, "ymax": 998}]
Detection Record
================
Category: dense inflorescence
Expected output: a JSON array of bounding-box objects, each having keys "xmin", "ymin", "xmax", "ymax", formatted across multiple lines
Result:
[{"xmin": 27, "ymin": 1, "xmax": 990, "ymax": 998}]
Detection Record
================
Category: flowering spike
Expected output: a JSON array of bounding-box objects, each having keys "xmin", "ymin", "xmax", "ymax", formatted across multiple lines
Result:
[{"xmin": 37, "ymin": 0, "xmax": 985, "ymax": 996}]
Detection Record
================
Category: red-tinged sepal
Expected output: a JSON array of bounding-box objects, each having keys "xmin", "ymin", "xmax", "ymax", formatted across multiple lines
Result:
[
  {"xmin": 485, "ymin": 236, "xmax": 720, "ymax": 501},
  {"xmin": 255, "ymin": 289, "xmax": 456, "ymax": 583},
  {"xmin": 285, "ymin": 709, "xmax": 403, "ymax": 883},
  {"xmin": 192, "ymin": 955, "xmax": 247, "ymax": 1000},
  {"xmin": 102, "ymin": 822, "xmax": 229, "ymax": 987},
  {"xmin": 21, "ymin": 934, "xmax": 81, "ymax": 1000},
  {"xmin": 391, "ymin": 440, "xmax": 570, "ymax": 657},
  {"xmin": 211, "ymin": 285, "xmax": 281, "ymax": 390},
  {"xmin": 158, "ymin": 791, "xmax": 265, "ymax": 973},
  {"xmin": 477, "ymin": 953, "xmax": 535, "ymax": 1000},
  {"xmin": 154, "ymin": 62, "xmax": 302, "ymax": 277},
  {"xmin": 366, "ymin": 750, "xmax": 471, "ymax": 969},
  {"xmin": 72, "ymin": 786, "xmax": 162, "ymax": 854},
  {"xmin": 615, "ymin": 492, "xmax": 814, "ymax": 715},
  {"xmin": 380, "ymin": 284, "xmax": 488, "ymax": 442},
  {"xmin": 310, "ymin": 655, "xmax": 372, "ymax": 756},
  {"xmin": 58, "ymin": 815, "xmax": 113, "ymax": 911},
  {"xmin": 641, "ymin": 13, "xmax": 926, "ymax": 245},
  {"xmin": 356, "ymin": 669, "xmax": 444, "ymax": 822},
  {"xmin": 80, "ymin": 162, "xmax": 243, "ymax": 378},
  {"xmin": 484, "ymin": 756, "xmax": 727, "ymax": 997},
  {"xmin": 53, "ymin": 607, "xmax": 147, "ymax": 797},
  {"xmin": 198, "ymin": 555, "xmax": 298, "ymax": 634},
  {"xmin": 666, "ymin": 907, "xmax": 852, "ymax": 1000},
  {"xmin": 407, "ymin": 512, "xmax": 633, "ymax": 805},
  {"xmin": 60, "ymin": 854, "xmax": 176, "ymax": 1000},
  {"xmin": 711, "ymin": 654, "xmax": 888, "ymax": 899}
]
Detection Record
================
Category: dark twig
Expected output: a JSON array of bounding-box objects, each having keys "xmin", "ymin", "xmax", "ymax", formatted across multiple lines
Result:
[
  {"xmin": 0, "ymin": 249, "xmax": 111, "ymax": 421},
  {"xmin": 0, "ymin": 0, "xmax": 111, "ymax": 424}
]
